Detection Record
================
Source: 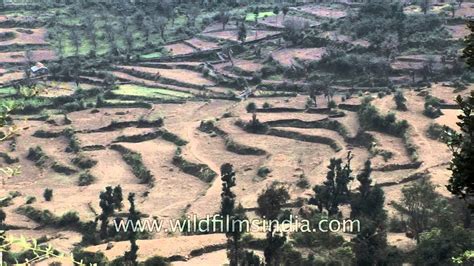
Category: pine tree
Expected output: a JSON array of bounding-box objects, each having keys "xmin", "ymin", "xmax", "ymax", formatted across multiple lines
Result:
[
  {"xmin": 445, "ymin": 92, "xmax": 474, "ymax": 211},
  {"xmin": 310, "ymin": 152, "xmax": 354, "ymax": 216},
  {"xmin": 257, "ymin": 183, "xmax": 290, "ymax": 265},
  {"xmin": 220, "ymin": 163, "xmax": 246, "ymax": 266},
  {"xmin": 350, "ymin": 160, "xmax": 388, "ymax": 265},
  {"xmin": 462, "ymin": 20, "xmax": 474, "ymax": 68},
  {"xmin": 113, "ymin": 185, "xmax": 124, "ymax": 211},
  {"xmin": 220, "ymin": 163, "xmax": 236, "ymax": 218},
  {"xmin": 99, "ymin": 186, "xmax": 123, "ymax": 239},
  {"xmin": 124, "ymin": 193, "xmax": 139, "ymax": 266},
  {"xmin": 237, "ymin": 22, "xmax": 247, "ymax": 43}
]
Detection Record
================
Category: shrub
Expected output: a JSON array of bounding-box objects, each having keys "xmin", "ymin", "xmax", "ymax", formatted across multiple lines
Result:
[
  {"xmin": 427, "ymin": 123, "xmax": 453, "ymax": 140},
  {"xmin": 57, "ymin": 211, "xmax": 80, "ymax": 227},
  {"xmin": 72, "ymin": 154, "xmax": 98, "ymax": 169},
  {"xmin": 262, "ymin": 102, "xmax": 272, "ymax": 109},
  {"xmin": 26, "ymin": 196, "xmax": 36, "ymax": 205},
  {"xmin": 110, "ymin": 145, "xmax": 154, "ymax": 185},
  {"xmin": 423, "ymin": 95, "xmax": 443, "ymax": 118},
  {"xmin": 27, "ymin": 146, "xmax": 49, "ymax": 167},
  {"xmin": 143, "ymin": 256, "xmax": 168, "ymax": 266},
  {"xmin": 78, "ymin": 171, "xmax": 96, "ymax": 186},
  {"xmin": 394, "ymin": 91, "xmax": 408, "ymax": 111},
  {"xmin": 328, "ymin": 100, "xmax": 337, "ymax": 109},
  {"xmin": 296, "ymin": 175, "xmax": 310, "ymax": 189},
  {"xmin": 246, "ymin": 102, "xmax": 257, "ymax": 113},
  {"xmin": 51, "ymin": 162, "xmax": 77, "ymax": 175},
  {"xmin": 257, "ymin": 166, "xmax": 271, "ymax": 178},
  {"xmin": 63, "ymin": 128, "xmax": 81, "ymax": 153},
  {"xmin": 43, "ymin": 189, "xmax": 53, "ymax": 201},
  {"xmin": 388, "ymin": 216, "xmax": 406, "ymax": 233},
  {"xmin": 71, "ymin": 249, "xmax": 109, "ymax": 265},
  {"xmin": 172, "ymin": 148, "xmax": 216, "ymax": 183}
]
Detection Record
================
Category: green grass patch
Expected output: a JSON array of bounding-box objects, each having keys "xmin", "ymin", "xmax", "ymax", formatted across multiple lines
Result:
[
  {"xmin": 114, "ymin": 84, "xmax": 192, "ymax": 99},
  {"xmin": 0, "ymin": 87, "xmax": 15, "ymax": 96},
  {"xmin": 246, "ymin": 11, "xmax": 275, "ymax": 21},
  {"xmin": 141, "ymin": 52, "xmax": 163, "ymax": 59}
]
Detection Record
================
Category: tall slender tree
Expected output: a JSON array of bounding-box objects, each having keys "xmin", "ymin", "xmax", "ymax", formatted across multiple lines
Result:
[
  {"xmin": 310, "ymin": 152, "xmax": 354, "ymax": 216},
  {"xmin": 257, "ymin": 183, "xmax": 290, "ymax": 265},
  {"xmin": 124, "ymin": 193, "xmax": 139, "ymax": 266}
]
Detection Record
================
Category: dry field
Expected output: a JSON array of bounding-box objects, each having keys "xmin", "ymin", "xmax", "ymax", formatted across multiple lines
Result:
[
  {"xmin": 202, "ymin": 29, "xmax": 280, "ymax": 42},
  {"xmin": 116, "ymin": 65, "xmax": 215, "ymax": 86},
  {"xmin": 184, "ymin": 37, "xmax": 220, "ymax": 50},
  {"xmin": 0, "ymin": 71, "xmax": 23, "ymax": 85},
  {"xmin": 0, "ymin": 27, "xmax": 48, "ymax": 46},
  {"xmin": 258, "ymin": 14, "xmax": 318, "ymax": 29},
  {"xmin": 164, "ymin": 42, "xmax": 196, "ymax": 56},
  {"xmin": 0, "ymin": 49, "xmax": 56, "ymax": 64},
  {"xmin": 294, "ymin": 5, "xmax": 348, "ymax": 19},
  {"xmin": 271, "ymin": 47, "xmax": 326, "ymax": 66}
]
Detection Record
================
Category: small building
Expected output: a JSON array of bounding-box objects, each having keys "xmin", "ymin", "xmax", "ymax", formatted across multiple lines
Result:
[{"xmin": 30, "ymin": 62, "xmax": 48, "ymax": 76}]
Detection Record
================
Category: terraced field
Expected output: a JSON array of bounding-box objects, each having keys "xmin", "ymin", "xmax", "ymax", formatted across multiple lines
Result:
[{"xmin": 0, "ymin": 2, "xmax": 472, "ymax": 265}]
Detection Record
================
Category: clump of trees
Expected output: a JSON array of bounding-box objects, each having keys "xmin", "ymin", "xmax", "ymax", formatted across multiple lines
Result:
[{"xmin": 358, "ymin": 100, "xmax": 409, "ymax": 137}]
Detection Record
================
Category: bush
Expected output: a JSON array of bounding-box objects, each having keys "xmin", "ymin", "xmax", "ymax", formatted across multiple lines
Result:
[
  {"xmin": 57, "ymin": 211, "xmax": 80, "ymax": 227},
  {"xmin": 110, "ymin": 145, "xmax": 154, "ymax": 185},
  {"xmin": 394, "ymin": 91, "xmax": 408, "ymax": 111},
  {"xmin": 423, "ymin": 95, "xmax": 443, "ymax": 118},
  {"xmin": 43, "ymin": 189, "xmax": 53, "ymax": 201},
  {"xmin": 262, "ymin": 102, "xmax": 272, "ymax": 109},
  {"xmin": 172, "ymin": 148, "xmax": 216, "ymax": 183},
  {"xmin": 246, "ymin": 102, "xmax": 257, "ymax": 113},
  {"xmin": 296, "ymin": 175, "xmax": 310, "ymax": 189},
  {"xmin": 26, "ymin": 196, "xmax": 36, "ymax": 205},
  {"xmin": 72, "ymin": 154, "xmax": 98, "ymax": 169},
  {"xmin": 328, "ymin": 100, "xmax": 337, "ymax": 109},
  {"xmin": 388, "ymin": 216, "xmax": 406, "ymax": 233},
  {"xmin": 71, "ymin": 249, "xmax": 109, "ymax": 265},
  {"xmin": 143, "ymin": 256, "xmax": 169, "ymax": 266},
  {"xmin": 427, "ymin": 123, "xmax": 445, "ymax": 140},
  {"xmin": 257, "ymin": 166, "xmax": 271, "ymax": 178},
  {"xmin": 51, "ymin": 162, "xmax": 77, "ymax": 175},
  {"xmin": 78, "ymin": 171, "xmax": 96, "ymax": 186},
  {"xmin": 63, "ymin": 128, "xmax": 81, "ymax": 153},
  {"xmin": 27, "ymin": 146, "xmax": 49, "ymax": 167}
]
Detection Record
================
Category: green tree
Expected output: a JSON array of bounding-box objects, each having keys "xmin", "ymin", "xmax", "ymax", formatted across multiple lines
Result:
[
  {"xmin": 394, "ymin": 90, "xmax": 408, "ymax": 111},
  {"xmin": 273, "ymin": 6, "xmax": 280, "ymax": 23},
  {"xmin": 124, "ymin": 193, "xmax": 140, "ymax": 266},
  {"xmin": 43, "ymin": 188, "xmax": 53, "ymax": 201},
  {"xmin": 98, "ymin": 186, "xmax": 123, "ymax": 239},
  {"xmin": 445, "ymin": 92, "xmax": 474, "ymax": 211},
  {"xmin": 392, "ymin": 179, "xmax": 440, "ymax": 242},
  {"xmin": 246, "ymin": 102, "xmax": 257, "ymax": 113},
  {"xmin": 237, "ymin": 22, "xmax": 247, "ymax": 43},
  {"xmin": 219, "ymin": 10, "xmax": 230, "ymax": 30},
  {"xmin": 350, "ymin": 160, "xmax": 388, "ymax": 265},
  {"xmin": 257, "ymin": 183, "xmax": 290, "ymax": 265},
  {"xmin": 220, "ymin": 163, "xmax": 245, "ymax": 266},
  {"xmin": 310, "ymin": 153, "xmax": 354, "ymax": 216},
  {"xmin": 69, "ymin": 28, "xmax": 81, "ymax": 56},
  {"xmin": 462, "ymin": 20, "xmax": 474, "ymax": 68},
  {"xmin": 415, "ymin": 226, "xmax": 474, "ymax": 265}
]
